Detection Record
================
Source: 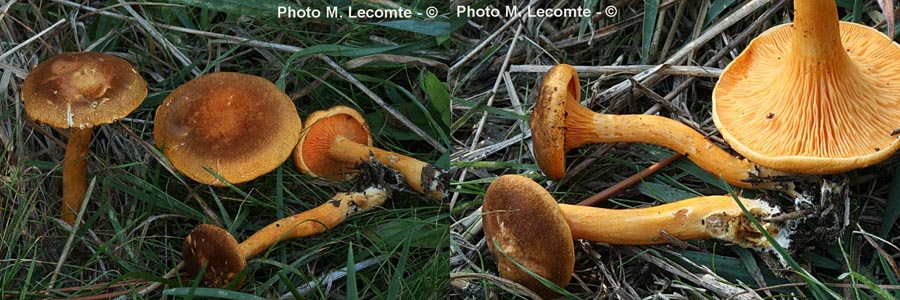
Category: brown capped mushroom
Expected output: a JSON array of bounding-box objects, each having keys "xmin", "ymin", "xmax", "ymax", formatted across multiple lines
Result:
[
  {"xmin": 184, "ymin": 187, "xmax": 389, "ymax": 288},
  {"xmin": 713, "ymin": 0, "xmax": 900, "ymax": 174},
  {"xmin": 293, "ymin": 106, "xmax": 446, "ymax": 199},
  {"xmin": 531, "ymin": 64, "xmax": 791, "ymax": 191},
  {"xmin": 154, "ymin": 72, "xmax": 302, "ymax": 186},
  {"xmin": 22, "ymin": 52, "xmax": 147, "ymax": 224},
  {"xmin": 482, "ymin": 175, "xmax": 786, "ymax": 298}
]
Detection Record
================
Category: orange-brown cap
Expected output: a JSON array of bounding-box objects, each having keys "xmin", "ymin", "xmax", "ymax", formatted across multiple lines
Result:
[
  {"xmin": 154, "ymin": 72, "xmax": 302, "ymax": 186},
  {"xmin": 531, "ymin": 64, "xmax": 581, "ymax": 179},
  {"xmin": 183, "ymin": 224, "xmax": 247, "ymax": 288},
  {"xmin": 713, "ymin": 1, "xmax": 900, "ymax": 174},
  {"xmin": 22, "ymin": 52, "xmax": 147, "ymax": 129},
  {"xmin": 294, "ymin": 105, "xmax": 373, "ymax": 179},
  {"xmin": 482, "ymin": 175, "xmax": 574, "ymax": 299}
]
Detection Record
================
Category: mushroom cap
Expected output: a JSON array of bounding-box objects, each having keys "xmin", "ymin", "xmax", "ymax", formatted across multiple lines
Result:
[
  {"xmin": 154, "ymin": 72, "xmax": 302, "ymax": 186},
  {"xmin": 22, "ymin": 52, "xmax": 147, "ymax": 129},
  {"xmin": 482, "ymin": 175, "xmax": 575, "ymax": 299},
  {"xmin": 183, "ymin": 224, "xmax": 247, "ymax": 288},
  {"xmin": 713, "ymin": 22, "xmax": 900, "ymax": 174},
  {"xmin": 531, "ymin": 64, "xmax": 581, "ymax": 179},
  {"xmin": 293, "ymin": 105, "xmax": 373, "ymax": 179}
]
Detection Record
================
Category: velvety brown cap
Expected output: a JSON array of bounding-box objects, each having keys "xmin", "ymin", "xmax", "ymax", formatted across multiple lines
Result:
[
  {"xmin": 531, "ymin": 64, "xmax": 580, "ymax": 179},
  {"xmin": 183, "ymin": 224, "xmax": 247, "ymax": 288},
  {"xmin": 154, "ymin": 72, "xmax": 302, "ymax": 186},
  {"xmin": 293, "ymin": 105, "xmax": 373, "ymax": 179},
  {"xmin": 482, "ymin": 175, "xmax": 574, "ymax": 299},
  {"xmin": 22, "ymin": 52, "xmax": 147, "ymax": 129}
]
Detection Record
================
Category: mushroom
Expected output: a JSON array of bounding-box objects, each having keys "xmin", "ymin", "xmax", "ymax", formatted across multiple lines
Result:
[
  {"xmin": 532, "ymin": 64, "xmax": 790, "ymax": 191},
  {"xmin": 713, "ymin": 0, "xmax": 900, "ymax": 174},
  {"xmin": 293, "ymin": 105, "xmax": 446, "ymax": 199},
  {"xmin": 482, "ymin": 175, "xmax": 786, "ymax": 298},
  {"xmin": 154, "ymin": 72, "xmax": 302, "ymax": 186},
  {"xmin": 183, "ymin": 186, "xmax": 389, "ymax": 288},
  {"xmin": 22, "ymin": 52, "xmax": 147, "ymax": 224}
]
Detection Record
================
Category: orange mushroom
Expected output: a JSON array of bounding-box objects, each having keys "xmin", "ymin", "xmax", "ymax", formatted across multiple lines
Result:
[
  {"xmin": 293, "ymin": 106, "xmax": 446, "ymax": 199},
  {"xmin": 482, "ymin": 175, "xmax": 787, "ymax": 298},
  {"xmin": 22, "ymin": 52, "xmax": 147, "ymax": 224},
  {"xmin": 154, "ymin": 72, "xmax": 302, "ymax": 186},
  {"xmin": 183, "ymin": 186, "xmax": 389, "ymax": 288},
  {"xmin": 713, "ymin": 0, "xmax": 900, "ymax": 174},
  {"xmin": 532, "ymin": 64, "xmax": 791, "ymax": 191}
]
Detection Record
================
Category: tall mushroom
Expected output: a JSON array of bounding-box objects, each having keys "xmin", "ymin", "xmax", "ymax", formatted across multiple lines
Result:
[
  {"xmin": 532, "ymin": 64, "xmax": 791, "ymax": 191},
  {"xmin": 293, "ymin": 105, "xmax": 446, "ymax": 199},
  {"xmin": 154, "ymin": 72, "xmax": 302, "ymax": 186},
  {"xmin": 713, "ymin": 0, "xmax": 900, "ymax": 174},
  {"xmin": 482, "ymin": 175, "xmax": 786, "ymax": 298},
  {"xmin": 22, "ymin": 52, "xmax": 147, "ymax": 224},
  {"xmin": 183, "ymin": 186, "xmax": 389, "ymax": 288}
]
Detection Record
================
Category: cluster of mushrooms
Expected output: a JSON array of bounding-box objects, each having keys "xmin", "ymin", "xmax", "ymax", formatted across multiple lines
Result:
[
  {"xmin": 483, "ymin": 0, "xmax": 900, "ymax": 298},
  {"xmin": 21, "ymin": 53, "xmax": 446, "ymax": 288}
]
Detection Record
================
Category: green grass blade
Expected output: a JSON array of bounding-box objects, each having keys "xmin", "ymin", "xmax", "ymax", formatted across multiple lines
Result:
[{"xmin": 640, "ymin": 0, "xmax": 660, "ymax": 64}]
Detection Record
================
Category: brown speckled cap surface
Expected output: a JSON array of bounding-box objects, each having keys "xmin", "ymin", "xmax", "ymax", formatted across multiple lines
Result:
[
  {"xmin": 183, "ymin": 224, "xmax": 247, "ymax": 288},
  {"xmin": 531, "ymin": 64, "xmax": 580, "ymax": 180},
  {"xmin": 22, "ymin": 52, "xmax": 147, "ymax": 129},
  {"xmin": 482, "ymin": 175, "xmax": 575, "ymax": 299},
  {"xmin": 154, "ymin": 72, "xmax": 302, "ymax": 186}
]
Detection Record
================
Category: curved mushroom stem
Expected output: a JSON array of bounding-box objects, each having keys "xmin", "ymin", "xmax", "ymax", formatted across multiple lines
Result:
[
  {"xmin": 561, "ymin": 195, "xmax": 781, "ymax": 248},
  {"xmin": 183, "ymin": 187, "xmax": 390, "ymax": 288},
  {"xmin": 563, "ymin": 98, "xmax": 791, "ymax": 191},
  {"xmin": 328, "ymin": 135, "xmax": 446, "ymax": 199},
  {"xmin": 237, "ymin": 187, "xmax": 389, "ymax": 259},
  {"xmin": 61, "ymin": 127, "xmax": 92, "ymax": 224}
]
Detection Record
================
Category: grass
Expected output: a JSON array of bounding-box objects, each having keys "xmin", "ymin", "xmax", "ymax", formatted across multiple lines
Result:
[
  {"xmin": 1, "ymin": 0, "xmax": 450, "ymax": 299},
  {"xmin": 449, "ymin": 0, "xmax": 900, "ymax": 299}
]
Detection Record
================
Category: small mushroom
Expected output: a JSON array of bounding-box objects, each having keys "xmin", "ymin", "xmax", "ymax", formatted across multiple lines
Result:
[
  {"xmin": 293, "ymin": 106, "xmax": 446, "ymax": 199},
  {"xmin": 482, "ymin": 175, "xmax": 786, "ymax": 298},
  {"xmin": 154, "ymin": 72, "xmax": 302, "ymax": 186},
  {"xmin": 183, "ymin": 186, "xmax": 389, "ymax": 288},
  {"xmin": 713, "ymin": 0, "xmax": 900, "ymax": 174},
  {"xmin": 531, "ymin": 64, "xmax": 789, "ymax": 190},
  {"xmin": 22, "ymin": 52, "xmax": 147, "ymax": 224}
]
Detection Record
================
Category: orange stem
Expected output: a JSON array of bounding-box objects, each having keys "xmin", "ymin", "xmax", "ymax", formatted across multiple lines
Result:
[
  {"xmin": 61, "ymin": 127, "xmax": 91, "ymax": 224},
  {"xmin": 561, "ymin": 195, "xmax": 778, "ymax": 248},
  {"xmin": 238, "ymin": 187, "xmax": 388, "ymax": 259},
  {"xmin": 329, "ymin": 135, "xmax": 444, "ymax": 199}
]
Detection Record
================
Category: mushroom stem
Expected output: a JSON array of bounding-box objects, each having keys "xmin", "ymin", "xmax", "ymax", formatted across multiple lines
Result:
[
  {"xmin": 792, "ymin": 0, "xmax": 844, "ymax": 59},
  {"xmin": 183, "ymin": 187, "xmax": 389, "ymax": 288},
  {"xmin": 328, "ymin": 135, "xmax": 445, "ymax": 199},
  {"xmin": 238, "ymin": 187, "xmax": 389, "ymax": 259},
  {"xmin": 564, "ymin": 98, "xmax": 788, "ymax": 190},
  {"xmin": 61, "ymin": 127, "xmax": 92, "ymax": 224},
  {"xmin": 560, "ymin": 196, "xmax": 780, "ymax": 248}
]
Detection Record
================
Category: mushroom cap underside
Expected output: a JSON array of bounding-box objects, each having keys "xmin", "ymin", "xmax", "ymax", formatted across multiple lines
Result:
[
  {"xmin": 482, "ymin": 174, "xmax": 575, "ymax": 299},
  {"xmin": 531, "ymin": 64, "xmax": 581, "ymax": 179},
  {"xmin": 294, "ymin": 105, "xmax": 373, "ymax": 179},
  {"xmin": 713, "ymin": 22, "xmax": 900, "ymax": 174},
  {"xmin": 154, "ymin": 72, "xmax": 302, "ymax": 186},
  {"xmin": 183, "ymin": 224, "xmax": 247, "ymax": 288},
  {"xmin": 22, "ymin": 52, "xmax": 147, "ymax": 129}
]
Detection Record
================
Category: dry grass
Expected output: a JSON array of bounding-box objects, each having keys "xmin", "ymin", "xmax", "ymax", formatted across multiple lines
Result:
[{"xmin": 450, "ymin": 0, "xmax": 900, "ymax": 299}]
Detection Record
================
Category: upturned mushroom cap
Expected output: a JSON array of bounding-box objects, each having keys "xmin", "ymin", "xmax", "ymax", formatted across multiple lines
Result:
[
  {"xmin": 713, "ymin": 1, "xmax": 900, "ymax": 174},
  {"xmin": 531, "ymin": 64, "xmax": 581, "ymax": 179},
  {"xmin": 154, "ymin": 72, "xmax": 302, "ymax": 186},
  {"xmin": 482, "ymin": 175, "xmax": 575, "ymax": 299},
  {"xmin": 294, "ymin": 105, "xmax": 373, "ymax": 179},
  {"xmin": 22, "ymin": 52, "xmax": 147, "ymax": 129},
  {"xmin": 183, "ymin": 224, "xmax": 247, "ymax": 288}
]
